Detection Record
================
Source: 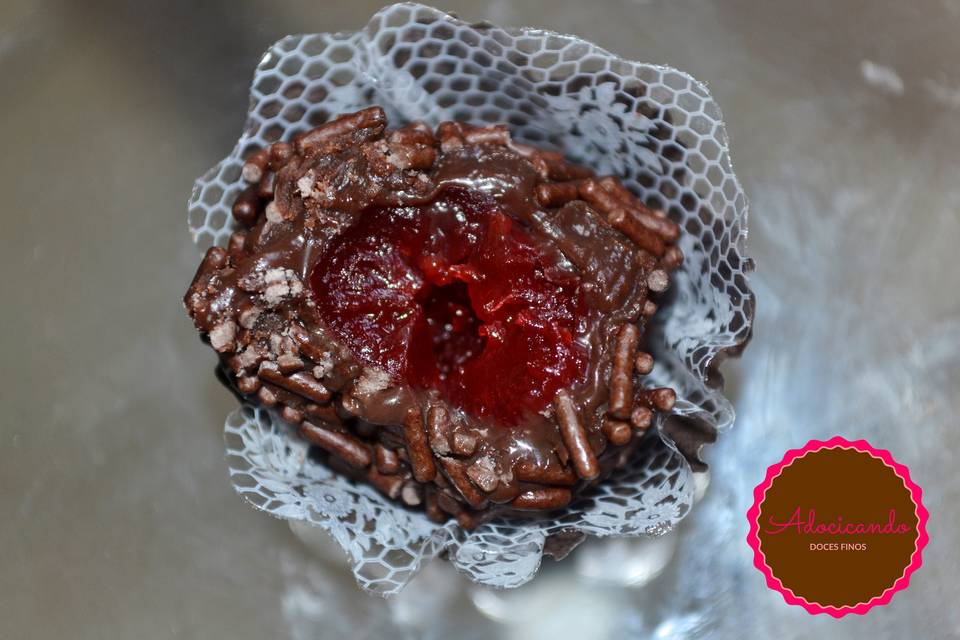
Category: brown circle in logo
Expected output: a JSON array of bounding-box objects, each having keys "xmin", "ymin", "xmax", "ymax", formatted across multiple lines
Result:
[{"xmin": 747, "ymin": 437, "xmax": 927, "ymax": 616}]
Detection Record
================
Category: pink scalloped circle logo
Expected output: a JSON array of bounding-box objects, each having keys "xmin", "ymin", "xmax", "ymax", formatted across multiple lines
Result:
[{"xmin": 747, "ymin": 436, "xmax": 928, "ymax": 617}]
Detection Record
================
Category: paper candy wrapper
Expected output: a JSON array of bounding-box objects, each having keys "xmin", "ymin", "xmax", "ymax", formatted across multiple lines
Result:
[{"xmin": 187, "ymin": 3, "xmax": 754, "ymax": 596}]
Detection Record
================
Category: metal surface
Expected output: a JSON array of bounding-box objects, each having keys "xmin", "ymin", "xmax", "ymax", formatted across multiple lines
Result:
[{"xmin": 1, "ymin": 1, "xmax": 958, "ymax": 638}]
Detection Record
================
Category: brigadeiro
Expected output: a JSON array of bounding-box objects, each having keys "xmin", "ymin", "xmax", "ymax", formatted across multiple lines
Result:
[{"xmin": 183, "ymin": 106, "xmax": 683, "ymax": 529}]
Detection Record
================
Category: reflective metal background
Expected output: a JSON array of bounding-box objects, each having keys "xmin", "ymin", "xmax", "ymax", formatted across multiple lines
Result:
[{"xmin": 2, "ymin": 1, "xmax": 958, "ymax": 638}]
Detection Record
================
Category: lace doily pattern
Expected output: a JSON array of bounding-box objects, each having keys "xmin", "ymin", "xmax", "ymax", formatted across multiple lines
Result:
[{"xmin": 192, "ymin": 3, "xmax": 753, "ymax": 595}]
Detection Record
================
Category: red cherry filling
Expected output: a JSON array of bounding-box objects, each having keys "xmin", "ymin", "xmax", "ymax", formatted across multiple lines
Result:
[{"xmin": 310, "ymin": 187, "xmax": 588, "ymax": 426}]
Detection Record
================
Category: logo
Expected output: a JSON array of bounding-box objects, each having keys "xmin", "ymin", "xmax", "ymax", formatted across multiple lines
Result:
[{"xmin": 747, "ymin": 437, "xmax": 927, "ymax": 617}]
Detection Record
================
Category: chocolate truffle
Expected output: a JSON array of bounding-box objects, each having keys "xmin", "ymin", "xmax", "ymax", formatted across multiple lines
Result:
[{"xmin": 184, "ymin": 107, "xmax": 682, "ymax": 528}]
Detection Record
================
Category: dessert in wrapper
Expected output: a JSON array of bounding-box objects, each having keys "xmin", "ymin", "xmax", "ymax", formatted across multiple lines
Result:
[{"xmin": 185, "ymin": 4, "xmax": 753, "ymax": 595}]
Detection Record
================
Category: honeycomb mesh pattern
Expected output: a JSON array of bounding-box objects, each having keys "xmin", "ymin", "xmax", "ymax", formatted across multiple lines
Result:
[{"xmin": 191, "ymin": 3, "xmax": 754, "ymax": 595}]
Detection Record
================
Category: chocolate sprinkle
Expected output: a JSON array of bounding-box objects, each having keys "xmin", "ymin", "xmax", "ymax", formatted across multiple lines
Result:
[{"xmin": 183, "ymin": 107, "xmax": 684, "ymax": 527}]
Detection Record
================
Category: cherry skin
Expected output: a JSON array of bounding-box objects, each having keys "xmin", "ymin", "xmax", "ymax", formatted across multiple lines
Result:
[{"xmin": 310, "ymin": 187, "xmax": 588, "ymax": 426}]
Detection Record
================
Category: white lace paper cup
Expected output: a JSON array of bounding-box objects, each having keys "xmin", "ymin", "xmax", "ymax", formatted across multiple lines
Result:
[{"xmin": 188, "ymin": 3, "xmax": 754, "ymax": 596}]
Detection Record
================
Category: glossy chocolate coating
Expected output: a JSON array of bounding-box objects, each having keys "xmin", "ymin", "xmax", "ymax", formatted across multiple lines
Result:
[{"xmin": 184, "ymin": 107, "xmax": 682, "ymax": 527}]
